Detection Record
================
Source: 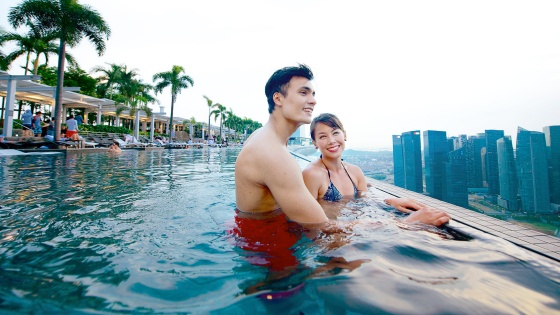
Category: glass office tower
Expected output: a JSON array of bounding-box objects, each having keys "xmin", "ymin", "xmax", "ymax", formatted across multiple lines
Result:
[
  {"xmin": 423, "ymin": 130, "xmax": 448, "ymax": 200},
  {"xmin": 444, "ymin": 147, "xmax": 468, "ymax": 207},
  {"xmin": 485, "ymin": 130, "xmax": 505, "ymax": 196},
  {"xmin": 497, "ymin": 136, "xmax": 519, "ymax": 211},
  {"xmin": 516, "ymin": 127, "xmax": 551, "ymax": 213},
  {"xmin": 393, "ymin": 131, "xmax": 423, "ymax": 193},
  {"xmin": 543, "ymin": 125, "xmax": 560, "ymax": 205},
  {"xmin": 466, "ymin": 134, "xmax": 486, "ymax": 188}
]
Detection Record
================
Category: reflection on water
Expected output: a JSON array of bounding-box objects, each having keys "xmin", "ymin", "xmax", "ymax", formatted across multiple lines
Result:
[{"xmin": 0, "ymin": 148, "xmax": 559, "ymax": 313}]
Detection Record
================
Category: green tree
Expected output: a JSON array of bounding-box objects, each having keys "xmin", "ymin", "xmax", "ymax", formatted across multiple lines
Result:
[
  {"xmin": 211, "ymin": 104, "xmax": 227, "ymax": 141},
  {"xmin": 153, "ymin": 65, "xmax": 194, "ymax": 140},
  {"xmin": 0, "ymin": 21, "xmax": 46, "ymax": 74},
  {"xmin": 37, "ymin": 65, "xmax": 96, "ymax": 96},
  {"xmin": 0, "ymin": 50, "xmax": 8, "ymax": 71},
  {"xmin": 0, "ymin": 22, "xmax": 78, "ymax": 75},
  {"xmin": 203, "ymin": 95, "xmax": 221, "ymax": 140},
  {"xmin": 9, "ymin": 0, "xmax": 111, "ymax": 141},
  {"xmin": 91, "ymin": 62, "xmax": 122, "ymax": 100}
]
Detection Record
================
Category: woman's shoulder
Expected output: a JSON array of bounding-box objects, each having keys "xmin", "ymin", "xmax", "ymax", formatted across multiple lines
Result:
[
  {"xmin": 302, "ymin": 160, "xmax": 324, "ymax": 176},
  {"xmin": 342, "ymin": 161, "xmax": 364, "ymax": 174}
]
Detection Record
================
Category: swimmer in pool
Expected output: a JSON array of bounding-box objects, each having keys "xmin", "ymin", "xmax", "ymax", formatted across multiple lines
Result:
[
  {"xmin": 303, "ymin": 113, "xmax": 451, "ymax": 224},
  {"xmin": 235, "ymin": 65, "xmax": 450, "ymax": 229}
]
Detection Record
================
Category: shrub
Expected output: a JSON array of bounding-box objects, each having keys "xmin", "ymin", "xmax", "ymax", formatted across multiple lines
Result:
[{"xmin": 79, "ymin": 124, "xmax": 132, "ymax": 134}]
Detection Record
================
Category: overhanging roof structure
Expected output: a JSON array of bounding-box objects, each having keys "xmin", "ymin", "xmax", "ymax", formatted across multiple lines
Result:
[{"xmin": 0, "ymin": 70, "xmax": 114, "ymax": 110}]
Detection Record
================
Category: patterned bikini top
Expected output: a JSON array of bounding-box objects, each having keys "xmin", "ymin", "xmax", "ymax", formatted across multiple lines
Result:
[{"xmin": 321, "ymin": 159, "xmax": 359, "ymax": 202}]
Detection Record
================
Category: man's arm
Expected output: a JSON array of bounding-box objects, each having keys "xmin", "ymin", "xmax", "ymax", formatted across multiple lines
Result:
[
  {"xmin": 302, "ymin": 165, "xmax": 323, "ymax": 199},
  {"xmin": 264, "ymin": 149, "xmax": 328, "ymax": 224}
]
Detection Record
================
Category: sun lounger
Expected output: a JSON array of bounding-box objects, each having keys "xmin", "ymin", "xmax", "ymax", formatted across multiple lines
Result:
[
  {"xmin": 91, "ymin": 136, "xmax": 112, "ymax": 147},
  {"xmin": 113, "ymin": 138, "xmax": 136, "ymax": 148}
]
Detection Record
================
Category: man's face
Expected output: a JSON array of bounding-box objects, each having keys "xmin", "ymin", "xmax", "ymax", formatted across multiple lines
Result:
[{"xmin": 275, "ymin": 76, "xmax": 316, "ymax": 124}]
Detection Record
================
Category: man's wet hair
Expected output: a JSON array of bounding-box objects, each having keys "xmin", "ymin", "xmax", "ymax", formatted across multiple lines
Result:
[
  {"xmin": 265, "ymin": 64, "xmax": 314, "ymax": 114},
  {"xmin": 310, "ymin": 113, "xmax": 345, "ymax": 141}
]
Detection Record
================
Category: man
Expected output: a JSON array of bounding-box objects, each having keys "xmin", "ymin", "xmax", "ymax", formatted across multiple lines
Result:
[
  {"xmin": 32, "ymin": 111, "xmax": 43, "ymax": 137},
  {"xmin": 235, "ymin": 64, "xmax": 450, "ymax": 227},
  {"xmin": 75, "ymin": 113, "xmax": 84, "ymax": 125},
  {"xmin": 21, "ymin": 109, "xmax": 33, "ymax": 136}
]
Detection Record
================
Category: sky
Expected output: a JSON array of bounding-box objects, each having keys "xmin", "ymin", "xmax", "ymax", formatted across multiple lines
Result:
[{"xmin": 1, "ymin": 0, "xmax": 560, "ymax": 150}]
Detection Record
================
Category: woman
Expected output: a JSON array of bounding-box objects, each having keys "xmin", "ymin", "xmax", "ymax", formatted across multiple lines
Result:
[
  {"xmin": 65, "ymin": 115, "xmax": 79, "ymax": 138},
  {"xmin": 302, "ymin": 113, "xmax": 368, "ymax": 202},
  {"xmin": 303, "ymin": 113, "xmax": 449, "ymax": 223}
]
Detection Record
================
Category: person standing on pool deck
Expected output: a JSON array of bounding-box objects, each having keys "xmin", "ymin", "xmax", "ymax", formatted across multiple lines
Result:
[
  {"xmin": 65, "ymin": 115, "xmax": 79, "ymax": 138},
  {"xmin": 235, "ymin": 64, "xmax": 450, "ymax": 228}
]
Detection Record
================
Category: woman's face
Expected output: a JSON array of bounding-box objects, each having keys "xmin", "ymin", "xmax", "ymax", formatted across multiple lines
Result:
[{"xmin": 313, "ymin": 122, "xmax": 346, "ymax": 158}]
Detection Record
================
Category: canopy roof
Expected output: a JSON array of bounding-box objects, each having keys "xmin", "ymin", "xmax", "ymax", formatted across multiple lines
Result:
[{"xmin": 0, "ymin": 70, "xmax": 114, "ymax": 110}]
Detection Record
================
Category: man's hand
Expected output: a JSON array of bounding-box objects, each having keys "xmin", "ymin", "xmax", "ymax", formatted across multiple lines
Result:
[
  {"xmin": 403, "ymin": 207, "xmax": 451, "ymax": 227},
  {"xmin": 384, "ymin": 197, "xmax": 426, "ymax": 213}
]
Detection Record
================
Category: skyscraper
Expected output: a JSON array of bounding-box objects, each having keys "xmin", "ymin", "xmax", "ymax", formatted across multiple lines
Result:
[
  {"xmin": 497, "ymin": 136, "xmax": 518, "ymax": 211},
  {"xmin": 444, "ymin": 147, "xmax": 468, "ymax": 207},
  {"xmin": 516, "ymin": 127, "xmax": 551, "ymax": 213},
  {"xmin": 423, "ymin": 130, "xmax": 448, "ymax": 200},
  {"xmin": 485, "ymin": 130, "xmax": 505, "ymax": 196},
  {"xmin": 392, "ymin": 135, "xmax": 404, "ymax": 188},
  {"xmin": 466, "ymin": 134, "xmax": 486, "ymax": 188},
  {"xmin": 543, "ymin": 125, "xmax": 560, "ymax": 205},
  {"xmin": 392, "ymin": 131, "xmax": 423, "ymax": 193}
]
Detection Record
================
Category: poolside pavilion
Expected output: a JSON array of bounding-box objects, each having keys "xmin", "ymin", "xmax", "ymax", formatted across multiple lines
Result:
[{"xmin": 0, "ymin": 70, "xmax": 202, "ymax": 141}]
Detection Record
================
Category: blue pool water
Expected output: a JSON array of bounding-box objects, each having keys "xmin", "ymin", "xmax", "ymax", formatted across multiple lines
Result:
[{"xmin": 0, "ymin": 148, "xmax": 559, "ymax": 314}]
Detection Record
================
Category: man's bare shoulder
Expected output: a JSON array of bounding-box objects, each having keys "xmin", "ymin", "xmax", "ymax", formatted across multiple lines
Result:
[{"xmin": 238, "ymin": 127, "xmax": 287, "ymax": 162}]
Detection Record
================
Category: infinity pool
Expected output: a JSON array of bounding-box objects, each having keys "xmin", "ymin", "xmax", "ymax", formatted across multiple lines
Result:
[{"xmin": 0, "ymin": 148, "xmax": 559, "ymax": 313}]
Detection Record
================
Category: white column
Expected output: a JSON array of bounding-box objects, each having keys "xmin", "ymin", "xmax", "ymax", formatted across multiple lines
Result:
[
  {"xmin": 2, "ymin": 78, "xmax": 16, "ymax": 137},
  {"xmin": 97, "ymin": 105, "xmax": 102, "ymax": 125},
  {"xmin": 134, "ymin": 110, "xmax": 140, "ymax": 139},
  {"xmin": 150, "ymin": 118, "xmax": 155, "ymax": 142},
  {"xmin": 84, "ymin": 110, "xmax": 89, "ymax": 124}
]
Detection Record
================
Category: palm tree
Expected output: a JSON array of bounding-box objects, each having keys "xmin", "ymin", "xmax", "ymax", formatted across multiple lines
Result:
[
  {"xmin": 0, "ymin": 22, "xmax": 45, "ymax": 75},
  {"xmin": 203, "ymin": 95, "xmax": 221, "ymax": 140},
  {"xmin": 153, "ymin": 65, "xmax": 194, "ymax": 141},
  {"xmin": 223, "ymin": 107, "xmax": 236, "ymax": 141},
  {"xmin": 0, "ymin": 50, "xmax": 8, "ymax": 71},
  {"xmin": 30, "ymin": 38, "xmax": 78, "ymax": 76},
  {"xmin": 211, "ymin": 104, "xmax": 227, "ymax": 142},
  {"xmin": 0, "ymin": 23, "xmax": 78, "ymax": 76},
  {"xmin": 91, "ymin": 62, "xmax": 123, "ymax": 100},
  {"xmin": 9, "ymin": 0, "xmax": 111, "ymax": 141}
]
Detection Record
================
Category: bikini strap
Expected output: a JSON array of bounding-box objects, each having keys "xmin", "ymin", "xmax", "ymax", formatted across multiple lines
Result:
[
  {"xmin": 320, "ymin": 158, "xmax": 332, "ymax": 179},
  {"xmin": 341, "ymin": 162, "xmax": 358, "ymax": 191}
]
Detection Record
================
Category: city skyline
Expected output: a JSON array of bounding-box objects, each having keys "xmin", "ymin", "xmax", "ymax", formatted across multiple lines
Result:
[
  {"xmin": 1, "ymin": 1, "xmax": 560, "ymax": 150},
  {"xmin": 390, "ymin": 124, "xmax": 560, "ymax": 213}
]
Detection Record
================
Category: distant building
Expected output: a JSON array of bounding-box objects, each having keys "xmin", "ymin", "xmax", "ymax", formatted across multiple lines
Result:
[
  {"xmin": 516, "ymin": 127, "xmax": 551, "ymax": 213},
  {"xmin": 497, "ymin": 136, "xmax": 519, "ymax": 211},
  {"xmin": 392, "ymin": 131, "xmax": 423, "ymax": 193},
  {"xmin": 423, "ymin": 130, "xmax": 448, "ymax": 200},
  {"xmin": 466, "ymin": 134, "xmax": 486, "ymax": 188},
  {"xmin": 485, "ymin": 129, "xmax": 505, "ymax": 196},
  {"xmin": 291, "ymin": 125, "xmax": 307, "ymax": 138},
  {"xmin": 444, "ymin": 147, "xmax": 468, "ymax": 207},
  {"xmin": 543, "ymin": 125, "xmax": 560, "ymax": 205},
  {"xmin": 392, "ymin": 135, "xmax": 405, "ymax": 188}
]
